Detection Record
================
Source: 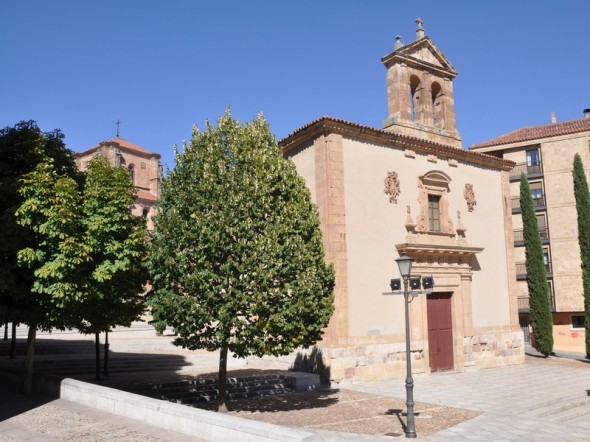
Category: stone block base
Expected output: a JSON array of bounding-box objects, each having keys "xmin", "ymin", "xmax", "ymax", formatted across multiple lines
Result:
[{"xmin": 249, "ymin": 329, "xmax": 524, "ymax": 385}]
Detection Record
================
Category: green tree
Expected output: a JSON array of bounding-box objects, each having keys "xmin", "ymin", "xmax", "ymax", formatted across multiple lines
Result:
[
  {"xmin": 572, "ymin": 153, "xmax": 590, "ymax": 358},
  {"xmin": 148, "ymin": 111, "xmax": 335, "ymax": 411},
  {"xmin": 17, "ymin": 160, "xmax": 88, "ymax": 391},
  {"xmin": 520, "ymin": 174, "xmax": 553, "ymax": 356},
  {"xmin": 17, "ymin": 156, "xmax": 148, "ymax": 383},
  {"xmin": 0, "ymin": 121, "xmax": 78, "ymax": 327},
  {"xmin": 0, "ymin": 121, "xmax": 78, "ymax": 392},
  {"xmin": 76, "ymin": 156, "xmax": 148, "ymax": 379}
]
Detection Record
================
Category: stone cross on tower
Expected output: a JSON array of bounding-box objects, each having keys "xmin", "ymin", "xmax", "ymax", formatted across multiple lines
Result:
[{"xmin": 116, "ymin": 119, "xmax": 121, "ymax": 138}]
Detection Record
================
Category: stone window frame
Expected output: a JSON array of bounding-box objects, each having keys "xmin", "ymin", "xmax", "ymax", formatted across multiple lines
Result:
[{"xmin": 416, "ymin": 170, "xmax": 454, "ymax": 235}]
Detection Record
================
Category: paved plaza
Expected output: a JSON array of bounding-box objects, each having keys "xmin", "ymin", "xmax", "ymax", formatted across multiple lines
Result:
[
  {"xmin": 1, "ymin": 325, "xmax": 590, "ymax": 441},
  {"xmin": 346, "ymin": 355, "xmax": 590, "ymax": 441}
]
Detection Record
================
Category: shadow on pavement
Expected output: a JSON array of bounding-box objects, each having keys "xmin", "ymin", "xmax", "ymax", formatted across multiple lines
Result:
[{"xmin": 0, "ymin": 370, "xmax": 55, "ymax": 422}]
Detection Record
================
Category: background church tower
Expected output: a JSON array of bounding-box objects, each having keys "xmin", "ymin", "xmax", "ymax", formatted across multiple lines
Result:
[{"xmin": 381, "ymin": 18, "xmax": 462, "ymax": 148}]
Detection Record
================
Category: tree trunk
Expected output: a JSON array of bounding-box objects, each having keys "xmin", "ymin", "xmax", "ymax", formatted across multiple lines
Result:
[
  {"xmin": 23, "ymin": 324, "xmax": 36, "ymax": 394},
  {"xmin": 10, "ymin": 323, "xmax": 17, "ymax": 359},
  {"xmin": 217, "ymin": 346, "xmax": 229, "ymax": 412},
  {"xmin": 95, "ymin": 332, "xmax": 102, "ymax": 381},
  {"xmin": 103, "ymin": 331, "xmax": 109, "ymax": 377}
]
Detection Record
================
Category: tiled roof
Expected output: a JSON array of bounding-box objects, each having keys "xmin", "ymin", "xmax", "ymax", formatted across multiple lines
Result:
[
  {"xmin": 471, "ymin": 117, "xmax": 590, "ymax": 149},
  {"xmin": 110, "ymin": 137, "xmax": 154, "ymax": 155},
  {"xmin": 279, "ymin": 115, "xmax": 514, "ymax": 171},
  {"xmin": 135, "ymin": 189, "xmax": 157, "ymax": 202},
  {"xmin": 77, "ymin": 137, "xmax": 161, "ymax": 159}
]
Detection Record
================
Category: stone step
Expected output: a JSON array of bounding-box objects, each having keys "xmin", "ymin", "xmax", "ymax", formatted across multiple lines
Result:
[
  {"xmin": 554, "ymin": 404, "xmax": 590, "ymax": 426},
  {"xmin": 521, "ymin": 394, "xmax": 590, "ymax": 419}
]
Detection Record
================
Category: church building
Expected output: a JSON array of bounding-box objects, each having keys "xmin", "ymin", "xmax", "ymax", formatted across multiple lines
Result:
[
  {"xmin": 75, "ymin": 136, "xmax": 162, "ymax": 230},
  {"xmin": 278, "ymin": 20, "xmax": 525, "ymax": 383}
]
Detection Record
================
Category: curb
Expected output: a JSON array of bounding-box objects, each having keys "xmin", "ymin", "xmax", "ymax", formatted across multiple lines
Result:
[{"xmin": 35, "ymin": 373, "xmax": 315, "ymax": 442}]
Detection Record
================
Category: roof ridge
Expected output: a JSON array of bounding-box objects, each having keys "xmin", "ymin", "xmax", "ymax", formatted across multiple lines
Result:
[{"xmin": 471, "ymin": 116, "xmax": 590, "ymax": 149}]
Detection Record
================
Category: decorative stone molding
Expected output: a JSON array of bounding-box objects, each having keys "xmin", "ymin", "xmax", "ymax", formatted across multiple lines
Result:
[
  {"xmin": 384, "ymin": 171, "xmax": 401, "ymax": 204},
  {"xmin": 404, "ymin": 149, "xmax": 416, "ymax": 158},
  {"xmin": 416, "ymin": 171, "xmax": 454, "ymax": 235},
  {"xmin": 456, "ymin": 210, "xmax": 466, "ymax": 237},
  {"xmin": 464, "ymin": 183, "xmax": 476, "ymax": 212},
  {"xmin": 405, "ymin": 205, "xmax": 417, "ymax": 232},
  {"xmin": 427, "ymin": 154, "xmax": 438, "ymax": 163}
]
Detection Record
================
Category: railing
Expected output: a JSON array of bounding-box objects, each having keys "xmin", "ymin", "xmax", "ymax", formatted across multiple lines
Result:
[
  {"xmin": 509, "ymin": 162, "xmax": 543, "ymax": 180},
  {"xmin": 513, "ymin": 227, "xmax": 549, "ymax": 243},
  {"xmin": 515, "ymin": 261, "xmax": 551, "ymax": 278},
  {"xmin": 511, "ymin": 196, "xmax": 546, "ymax": 210},
  {"xmin": 517, "ymin": 290, "xmax": 556, "ymax": 312}
]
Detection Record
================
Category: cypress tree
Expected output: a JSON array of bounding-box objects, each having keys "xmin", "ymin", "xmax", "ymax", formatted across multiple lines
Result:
[
  {"xmin": 520, "ymin": 174, "xmax": 553, "ymax": 356},
  {"xmin": 572, "ymin": 153, "xmax": 590, "ymax": 358}
]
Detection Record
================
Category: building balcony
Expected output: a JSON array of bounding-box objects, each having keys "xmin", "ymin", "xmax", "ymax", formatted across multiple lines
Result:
[
  {"xmin": 517, "ymin": 290, "xmax": 556, "ymax": 313},
  {"xmin": 513, "ymin": 227, "xmax": 549, "ymax": 246},
  {"xmin": 511, "ymin": 196, "xmax": 546, "ymax": 213},
  {"xmin": 515, "ymin": 261, "xmax": 552, "ymax": 280},
  {"xmin": 509, "ymin": 162, "xmax": 543, "ymax": 181}
]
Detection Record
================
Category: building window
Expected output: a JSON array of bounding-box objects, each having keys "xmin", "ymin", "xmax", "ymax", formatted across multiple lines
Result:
[
  {"xmin": 128, "ymin": 164, "xmax": 135, "ymax": 185},
  {"xmin": 142, "ymin": 207, "xmax": 149, "ymax": 218},
  {"xmin": 416, "ymin": 170, "xmax": 452, "ymax": 235},
  {"xmin": 526, "ymin": 148, "xmax": 542, "ymax": 174},
  {"xmin": 428, "ymin": 194, "xmax": 441, "ymax": 232},
  {"xmin": 530, "ymin": 181, "xmax": 544, "ymax": 205},
  {"xmin": 536, "ymin": 213, "xmax": 549, "ymax": 240},
  {"xmin": 543, "ymin": 247, "xmax": 551, "ymax": 273},
  {"xmin": 572, "ymin": 315, "xmax": 585, "ymax": 329},
  {"xmin": 526, "ymin": 149, "xmax": 540, "ymax": 167}
]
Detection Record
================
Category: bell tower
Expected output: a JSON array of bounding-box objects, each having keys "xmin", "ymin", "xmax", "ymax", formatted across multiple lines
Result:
[{"xmin": 381, "ymin": 19, "xmax": 462, "ymax": 148}]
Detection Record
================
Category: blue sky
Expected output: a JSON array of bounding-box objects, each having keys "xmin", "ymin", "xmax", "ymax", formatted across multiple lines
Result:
[{"xmin": 3, "ymin": 1, "xmax": 589, "ymax": 170}]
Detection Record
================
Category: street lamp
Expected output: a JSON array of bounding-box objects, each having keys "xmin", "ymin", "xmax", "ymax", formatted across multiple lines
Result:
[{"xmin": 395, "ymin": 251, "xmax": 417, "ymax": 438}]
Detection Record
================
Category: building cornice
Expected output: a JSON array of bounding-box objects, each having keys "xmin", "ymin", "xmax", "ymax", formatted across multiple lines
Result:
[{"xmin": 279, "ymin": 116, "xmax": 514, "ymax": 171}]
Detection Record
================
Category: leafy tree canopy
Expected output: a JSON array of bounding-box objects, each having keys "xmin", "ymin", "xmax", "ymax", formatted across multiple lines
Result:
[
  {"xmin": 0, "ymin": 120, "xmax": 78, "ymax": 325},
  {"xmin": 76, "ymin": 155, "xmax": 148, "ymax": 335},
  {"xmin": 148, "ymin": 110, "xmax": 334, "ymax": 359}
]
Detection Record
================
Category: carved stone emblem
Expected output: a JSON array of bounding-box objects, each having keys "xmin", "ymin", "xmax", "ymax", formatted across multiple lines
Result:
[
  {"xmin": 464, "ymin": 183, "xmax": 476, "ymax": 212},
  {"xmin": 384, "ymin": 171, "xmax": 401, "ymax": 204}
]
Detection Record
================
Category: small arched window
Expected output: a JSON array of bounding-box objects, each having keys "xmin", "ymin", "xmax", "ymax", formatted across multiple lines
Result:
[
  {"xmin": 128, "ymin": 164, "xmax": 135, "ymax": 185},
  {"xmin": 142, "ymin": 207, "xmax": 149, "ymax": 218}
]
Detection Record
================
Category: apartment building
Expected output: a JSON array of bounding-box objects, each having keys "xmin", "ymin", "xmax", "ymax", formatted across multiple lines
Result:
[{"xmin": 471, "ymin": 111, "xmax": 590, "ymax": 352}]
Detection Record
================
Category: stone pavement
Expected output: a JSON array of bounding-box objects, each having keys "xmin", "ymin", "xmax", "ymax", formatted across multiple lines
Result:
[
  {"xmin": 2, "ymin": 323, "xmax": 590, "ymax": 441},
  {"xmin": 0, "ymin": 370, "xmax": 201, "ymax": 442},
  {"xmin": 345, "ymin": 353, "xmax": 590, "ymax": 441}
]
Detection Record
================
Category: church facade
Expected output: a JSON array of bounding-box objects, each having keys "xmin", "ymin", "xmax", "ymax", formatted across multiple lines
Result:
[{"xmin": 279, "ymin": 20, "xmax": 524, "ymax": 383}]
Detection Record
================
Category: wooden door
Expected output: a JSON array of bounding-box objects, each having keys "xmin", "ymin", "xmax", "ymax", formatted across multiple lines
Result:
[{"xmin": 427, "ymin": 292, "xmax": 454, "ymax": 372}]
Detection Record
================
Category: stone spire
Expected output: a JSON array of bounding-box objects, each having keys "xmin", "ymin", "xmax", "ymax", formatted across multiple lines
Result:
[
  {"xmin": 394, "ymin": 35, "xmax": 403, "ymax": 50},
  {"xmin": 415, "ymin": 17, "xmax": 425, "ymax": 40}
]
